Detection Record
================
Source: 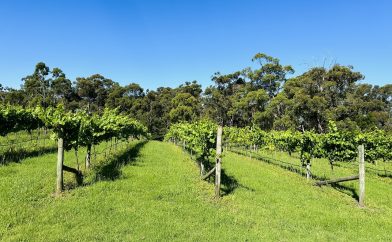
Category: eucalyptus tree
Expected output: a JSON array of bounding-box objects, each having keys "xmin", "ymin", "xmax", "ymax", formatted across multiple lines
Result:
[
  {"xmin": 247, "ymin": 53, "xmax": 294, "ymax": 98},
  {"xmin": 75, "ymin": 74, "xmax": 118, "ymax": 112},
  {"xmin": 274, "ymin": 65, "xmax": 364, "ymax": 132},
  {"xmin": 106, "ymin": 83, "xmax": 145, "ymax": 112},
  {"xmin": 229, "ymin": 85, "xmax": 269, "ymax": 127},
  {"xmin": 51, "ymin": 68, "xmax": 73, "ymax": 104},
  {"xmin": 22, "ymin": 62, "xmax": 51, "ymax": 107},
  {"xmin": 203, "ymin": 71, "xmax": 246, "ymax": 126},
  {"xmin": 169, "ymin": 92, "xmax": 199, "ymax": 123}
]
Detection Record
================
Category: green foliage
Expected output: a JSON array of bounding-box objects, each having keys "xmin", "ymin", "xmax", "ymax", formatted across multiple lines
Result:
[
  {"xmin": 298, "ymin": 131, "xmax": 318, "ymax": 166},
  {"xmin": 165, "ymin": 120, "xmax": 217, "ymax": 161},
  {"xmin": 1, "ymin": 141, "xmax": 392, "ymax": 240},
  {"xmin": 224, "ymin": 126, "xmax": 267, "ymax": 147},
  {"xmin": 356, "ymin": 129, "xmax": 392, "ymax": 162},
  {"xmin": 0, "ymin": 105, "xmax": 43, "ymax": 136},
  {"xmin": 323, "ymin": 121, "xmax": 357, "ymax": 166},
  {"xmin": 2, "ymin": 57, "xmax": 392, "ymax": 139},
  {"xmin": 269, "ymin": 130, "xmax": 301, "ymax": 155},
  {"xmin": 0, "ymin": 106, "xmax": 148, "ymax": 152},
  {"xmin": 37, "ymin": 105, "xmax": 81, "ymax": 150},
  {"xmin": 224, "ymin": 121, "xmax": 392, "ymax": 167}
]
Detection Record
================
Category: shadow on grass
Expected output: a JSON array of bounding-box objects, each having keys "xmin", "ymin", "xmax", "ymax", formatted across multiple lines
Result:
[
  {"xmin": 370, "ymin": 169, "xmax": 392, "ymax": 179},
  {"xmin": 232, "ymin": 150, "xmax": 328, "ymax": 181},
  {"xmin": 64, "ymin": 170, "xmax": 84, "ymax": 190},
  {"xmin": 200, "ymin": 158, "xmax": 254, "ymax": 197},
  {"xmin": 220, "ymin": 168, "xmax": 255, "ymax": 196},
  {"xmin": 93, "ymin": 141, "xmax": 147, "ymax": 182},
  {"xmin": 231, "ymin": 149, "xmax": 361, "ymax": 201},
  {"xmin": 0, "ymin": 146, "xmax": 57, "ymax": 165},
  {"xmin": 177, "ymin": 145, "xmax": 254, "ymax": 197},
  {"xmin": 330, "ymin": 183, "xmax": 359, "ymax": 201},
  {"xmin": 379, "ymin": 173, "xmax": 392, "ymax": 179}
]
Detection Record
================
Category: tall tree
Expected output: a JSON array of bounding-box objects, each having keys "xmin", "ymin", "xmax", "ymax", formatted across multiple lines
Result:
[
  {"xmin": 203, "ymin": 71, "xmax": 245, "ymax": 125},
  {"xmin": 169, "ymin": 81, "xmax": 202, "ymax": 123},
  {"xmin": 51, "ymin": 68, "xmax": 73, "ymax": 104},
  {"xmin": 169, "ymin": 93, "xmax": 199, "ymax": 123},
  {"xmin": 22, "ymin": 62, "xmax": 51, "ymax": 107},
  {"xmin": 248, "ymin": 53, "xmax": 294, "ymax": 98},
  {"xmin": 273, "ymin": 65, "xmax": 364, "ymax": 132},
  {"xmin": 106, "ymin": 83, "xmax": 144, "ymax": 112},
  {"xmin": 76, "ymin": 74, "xmax": 118, "ymax": 112}
]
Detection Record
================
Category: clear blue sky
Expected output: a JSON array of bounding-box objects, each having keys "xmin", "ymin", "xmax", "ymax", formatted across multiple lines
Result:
[{"xmin": 0, "ymin": 0, "xmax": 391, "ymax": 90}]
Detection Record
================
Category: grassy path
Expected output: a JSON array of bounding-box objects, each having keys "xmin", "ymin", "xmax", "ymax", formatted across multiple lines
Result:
[
  {"xmin": 223, "ymin": 151, "xmax": 392, "ymax": 241},
  {"xmin": 0, "ymin": 141, "xmax": 246, "ymax": 241},
  {"xmin": 1, "ymin": 141, "xmax": 392, "ymax": 241}
]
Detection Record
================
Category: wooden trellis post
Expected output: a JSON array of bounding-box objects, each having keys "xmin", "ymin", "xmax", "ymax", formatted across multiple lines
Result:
[
  {"xmin": 358, "ymin": 144, "xmax": 365, "ymax": 207},
  {"xmin": 85, "ymin": 144, "xmax": 91, "ymax": 169},
  {"xmin": 56, "ymin": 137, "xmax": 64, "ymax": 194},
  {"xmin": 56, "ymin": 137, "xmax": 83, "ymax": 194},
  {"xmin": 315, "ymin": 144, "xmax": 366, "ymax": 207},
  {"xmin": 306, "ymin": 163, "xmax": 311, "ymax": 180},
  {"xmin": 215, "ymin": 126, "xmax": 223, "ymax": 198}
]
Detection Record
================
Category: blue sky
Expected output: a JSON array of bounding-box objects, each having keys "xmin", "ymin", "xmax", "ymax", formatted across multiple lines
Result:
[{"xmin": 0, "ymin": 0, "xmax": 391, "ymax": 90}]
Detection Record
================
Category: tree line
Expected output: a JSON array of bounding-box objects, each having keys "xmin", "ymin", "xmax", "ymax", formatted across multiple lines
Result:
[{"xmin": 1, "ymin": 53, "xmax": 391, "ymax": 139}]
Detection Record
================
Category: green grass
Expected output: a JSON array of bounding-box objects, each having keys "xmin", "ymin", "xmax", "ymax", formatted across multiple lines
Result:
[
  {"xmin": 232, "ymin": 147, "xmax": 392, "ymax": 179},
  {"xmin": 1, "ymin": 141, "xmax": 392, "ymax": 241},
  {"xmin": 222, "ymin": 150, "xmax": 392, "ymax": 241},
  {"xmin": 0, "ymin": 130, "xmax": 56, "ymax": 165}
]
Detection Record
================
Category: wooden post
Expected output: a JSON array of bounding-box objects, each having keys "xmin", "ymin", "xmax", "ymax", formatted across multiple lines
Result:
[
  {"xmin": 315, "ymin": 175, "xmax": 359, "ymax": 186},
  {"xmin": 93, "ymin": 145, "xmax": 96, "ymax": 162},
  {"xmin": 75, "ymin": 149, "xmax": 80, "ymax": 171},
  {"xmin": 358, "ymin": 144, "xmax": 365, "ymax": 207},
  {"xmin": 200, "ymin": 161, "xmax": 205, "ymax": 176},
  {"xmin": 56, "ymin": 137, "xmax": 64, "ymax": 194},
  {"xmin": 306, "ymin": 163, "xmax": 311, "ymax": 180},
  {"xmin": 85, "ymin": 144, "xmax": 91, "ymax": 169},
  {"xmin": 202, "ymin": 166, "xmax": 216, "ymax": 180},
  {"xmin": 215, "ymin": 126, "xmax": 223, "ymax": 198}
]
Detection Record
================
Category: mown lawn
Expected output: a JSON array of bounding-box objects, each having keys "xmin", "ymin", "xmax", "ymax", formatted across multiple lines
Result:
[
  {"xmin": 1, "ymin": 141, "xmax": 392, "ymax": 241},
  {"xmin": 222, "ymin": 150, "xmax": 392, "ymax": 241}
]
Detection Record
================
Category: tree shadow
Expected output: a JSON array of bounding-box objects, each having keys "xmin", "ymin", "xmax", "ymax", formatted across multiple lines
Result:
[
  {"xmin": 0, "ymin": 146, "xmax": 57, "ymax": 165},
  {"xmin": 93, "ymin": 141, "xmax": 147, "ymax": 182}
]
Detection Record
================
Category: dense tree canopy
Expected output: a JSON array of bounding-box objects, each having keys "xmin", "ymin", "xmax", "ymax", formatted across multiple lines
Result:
[{"xmin": 1, "ymin": 53, "xmax": 391, "ymax": 139}]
